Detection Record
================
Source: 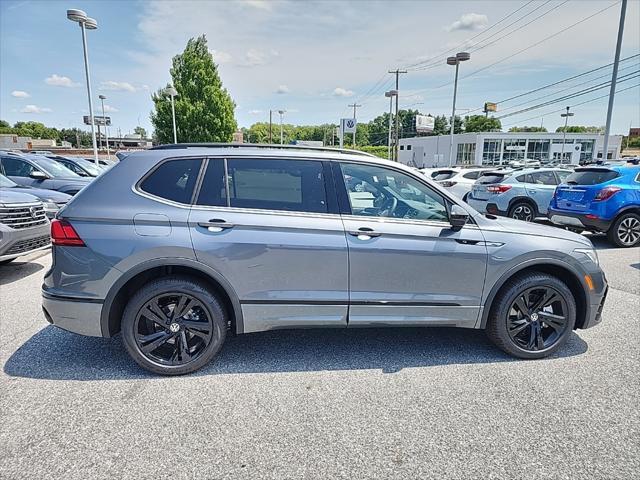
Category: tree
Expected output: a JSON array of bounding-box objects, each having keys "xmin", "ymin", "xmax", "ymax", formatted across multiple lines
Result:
[
  {"xmin": 59, "ymin": 128, "xmax": 92, "ymax": 147},
  {"xmin": 151, "ymin": 35, "xmax": 237, "ymax": 144},
  {"xmin": 555, "ymin": 126, "xmax": 604, "ymax": 133},
  {"xmin": 0, "ymin": 120, "xmax": 10, "ymax": 129},
  {"xmin": 464, "ymin": 115, "xmax": 501, "ymax": 133},
  {"xmin": 509, "ymin": 126, "xmax": 548, "ymax": 132},
  {"xmin": 133, "ymin": 126, "xmax": 147, "ymax": 138}
]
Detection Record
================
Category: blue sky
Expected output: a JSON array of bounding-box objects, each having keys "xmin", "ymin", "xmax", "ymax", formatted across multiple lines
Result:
[{"xmin": 1, "ymin": 0, "xmax": 639, "ymax": 137}]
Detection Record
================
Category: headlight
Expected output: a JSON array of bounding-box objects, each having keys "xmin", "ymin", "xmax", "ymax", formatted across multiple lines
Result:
[
  {"xmin": 43, "ymin": 201, "xmax": 58, "ymax": 211},
  {"xmin": 574, "ymin": 247, "xmax": 599, "ymax": 265}
]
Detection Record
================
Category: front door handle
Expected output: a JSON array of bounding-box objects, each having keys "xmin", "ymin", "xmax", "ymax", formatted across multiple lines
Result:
[
  {"xmin": 198, "ymin": 219, "xmax": 235, "ymax": 232},
  {"xmin": 348, "ymin": 227, "xmax": 381, "ymax": 240}
]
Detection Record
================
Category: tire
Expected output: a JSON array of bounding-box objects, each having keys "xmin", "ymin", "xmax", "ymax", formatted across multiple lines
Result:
[
  {"xmin": 0, "ymin": 258, "xmax": 16, "ymax": 266},
  {"xmin": 486, "ymin": 272, "xmax": 576, "ymax": 359},
  {"xmin": 508, "ymin": 201, "xmax": 535, "ymax": 222},
  {"xmin": 121, "ymin": 275, "xmax": 227, "ymax": 375},
  {"xmin": 606, "ymin": 212, "xmax": 640, "ymax": 248}
]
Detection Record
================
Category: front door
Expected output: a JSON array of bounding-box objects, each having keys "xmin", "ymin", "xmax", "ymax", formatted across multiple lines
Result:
[
  {"xmin": 189, "ymin": 157, "xmax": 349, "ymax": 334},
  {"xmin": 336, "ymin": 161, "xmax": 488, "ymax": 328}
]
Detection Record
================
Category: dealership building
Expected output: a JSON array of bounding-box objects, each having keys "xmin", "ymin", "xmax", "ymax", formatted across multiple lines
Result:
[{"xmin": 398, "ymin": 132, "xmax": 623, "ymax": 168}]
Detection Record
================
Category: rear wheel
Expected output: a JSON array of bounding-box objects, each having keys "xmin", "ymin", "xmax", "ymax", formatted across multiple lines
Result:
[
  {"xmin": 121, "ymin": 276, "xmax": 227, "ymax": 375},
  {"xmin": 607, "ymin": 213, "xmax": 640, "ymax": 248},
  {"xmin": 508, "ymin": 202, "xmax": 535, "ymax": 222},
  {"xmin": 486, "ymin": 272, "xmax": 576, "ymax": 359}
]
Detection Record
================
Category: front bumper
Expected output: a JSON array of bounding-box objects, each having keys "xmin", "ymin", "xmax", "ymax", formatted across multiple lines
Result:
[
  {"xmin": 41, "ymin": 291, "xmax": 104, "ymax": 337},
  {"xmin": 548, "ymin": 208, "xmax": 612, "ymax": 232},
  {"xmin": 0, "ymin": 222, "xmax": 51, "ymax": 261}
]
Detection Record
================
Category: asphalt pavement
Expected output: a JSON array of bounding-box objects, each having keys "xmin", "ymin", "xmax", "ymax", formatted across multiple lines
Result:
[{"xmin": 1, "ymin": 235, "xmax": 639, "ymax": 479}]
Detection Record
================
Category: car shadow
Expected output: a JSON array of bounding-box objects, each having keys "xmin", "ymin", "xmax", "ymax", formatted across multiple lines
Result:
[
  {"xmin": 3, "ymin": 325, "xmax": 588, "ymax": 381},
  {"xmin": 586, "ymin": 234, "xmax": 617, "ymax": 250},
  {"xmin": 0, "ymin": 260, "xmax": 44, "ymax": 286}
]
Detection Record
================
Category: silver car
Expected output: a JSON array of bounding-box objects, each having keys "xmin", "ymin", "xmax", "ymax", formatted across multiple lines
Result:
[
  {"xmin": 1, "ymin": 189, "xmax": 50, "ymax": 264},
  {"xmin": 43, "ymin": 145, "xmax": 608, "ymax": 375}
]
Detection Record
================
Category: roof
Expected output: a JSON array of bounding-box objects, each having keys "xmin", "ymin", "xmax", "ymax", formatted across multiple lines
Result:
[{"xmin": 150, "ymin": 142, "xmax": 376, "ymax": 158}]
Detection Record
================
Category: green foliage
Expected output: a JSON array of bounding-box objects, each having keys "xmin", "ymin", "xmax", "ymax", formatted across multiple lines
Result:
[
  {"xmin": 626, "ymin": 136, "xmax": 640, "ymax": 148},
  {"xmin": 0, "ymin": 120, "xmax": 10, "ymax": 129},
  {"xmin": 133, "ymin": 126, "xmax": 147, "ymax": 138},
  {"xmin": 151, "ymin": 35, "xmax": 237, "ymax": 143},
  {"xmin": 509, "ymin": 126, "xmax": 548, "ymax": 132},
  {"xmin": 463, "ymin": 115, "xmax": 501, "ymax": 133},
  {"xmin": 555, "ymin": 126, "xmax": 604, "ymax": 133},
  {"xmin": 11, "ymin": 121, "xmax": 60, "ymax": 140},
  {"xmin": 351, "ymin": 145, "xmax": 388, "ymax": 159},
  {"xmin": 59, "ymin": 128, "xmax": 92, "ymax": 147}
]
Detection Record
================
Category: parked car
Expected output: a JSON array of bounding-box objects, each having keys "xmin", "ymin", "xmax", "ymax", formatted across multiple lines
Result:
[
  {"xmin": 0, "ymin": 152, "xmax": 92, "ymax": 195},
  {"xmin": 42, "ymin": 144, "xmax": 607, "ymax": 375},
  {"xmin": 549, "ymin": 165, "xmax": 640, "ymax": 247},
  {"xmin": 0, "ymin": 174, "xmax": 71, "ymax": 218},
  {"xmin": 0, "ymin": 189, "xmax": 50, "ymax": 265},
  {"xmin": 434, "ymin": 168, "xmax": 493, "ymax": 201},
  {"xmin": 47, "ymin": 155, "xmax": 103, "ymax": 177},
  {"xmin": 467, "ymin": 167, "xmax": 572, "ymax": 221}
]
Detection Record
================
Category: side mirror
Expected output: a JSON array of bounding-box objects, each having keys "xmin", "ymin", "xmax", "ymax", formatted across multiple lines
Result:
[
  {"xmin": 30, "ymin": 170, "xmax": 49, "ymax": 180},
  {"xmin": 449, "ymin": 204, "xmax": 469, "ymax": 230}
]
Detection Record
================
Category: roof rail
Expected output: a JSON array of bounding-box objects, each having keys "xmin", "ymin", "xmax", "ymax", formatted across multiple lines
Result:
[{"xmin": 149, "ymin": 142, "xmax": 377, "ymax": 157}]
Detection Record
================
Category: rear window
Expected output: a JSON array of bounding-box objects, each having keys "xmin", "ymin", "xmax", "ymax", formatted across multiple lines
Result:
[
  {"xmin": 564, "ymin": 169, "xmax": 619, "ymax": 185},
  {"xmin": 140, "ymin": 158, "xmax": 203, "ymax": 204},
  {"xmin": 433, "ymin": 170, "xmax": 457, "ymax": 181},
  {"xmin": 462, "ymin": 170, "xmax": 482, "ymax": 180},
  {"xmin": 478, "ymin": 172, "xmax": 508, "ymax": 184}
]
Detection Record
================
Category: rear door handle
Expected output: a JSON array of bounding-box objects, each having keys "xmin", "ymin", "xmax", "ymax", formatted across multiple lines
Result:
[
  {"xmin": 348, "ymin": 227, "xmax": 381, "ymax": 239},
  {"xmin": 198, "ymin": 219, "xmax": 235, "ymax": 232}
]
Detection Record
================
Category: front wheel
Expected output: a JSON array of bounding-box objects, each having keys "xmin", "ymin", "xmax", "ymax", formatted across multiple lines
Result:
[
  {"xmin": 121, "ymin": 276, "xmax": 227, "ymax": 375},
  {"xmin": 607, "ymin": 213, "xmax": 640, "ymax": 247},
  {"xmin": 486, "ymin": 272, "xmax": 576, "ymax": 359}
]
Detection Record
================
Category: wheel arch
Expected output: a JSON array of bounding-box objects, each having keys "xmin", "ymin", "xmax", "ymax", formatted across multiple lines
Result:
[
  {"xmin": 480, "ymin": 259, "xmax": 589, "ymax": 330},
  {"xmin": 507, "ymin": 196, "xmax": 539, "ymax": 216},
  {"xmin": 100, "ymin": 258, "xmax": 243, "ymax": 337},
  {"xmin": 611, "ymin": 205, "xmax": 640, "ymax": 223}
]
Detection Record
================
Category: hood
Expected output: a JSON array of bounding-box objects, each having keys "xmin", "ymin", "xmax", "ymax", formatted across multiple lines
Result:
[
  {"xmin": 3, "ymin": 186, "xmax": 72, "ymax": 203},
  {"xmin": 0, "ymin": 189, "xmax": 42, "ymax": 205},
  {"xmin": 477, "ymin": 214, "xmax": 592, "ymax": 246}
]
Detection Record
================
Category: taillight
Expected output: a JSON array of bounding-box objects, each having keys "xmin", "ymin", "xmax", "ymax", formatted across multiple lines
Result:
[
  {"xmin": 594, "ymin": 186, "xmax": 621, "ymax": 201},
  {"xmin": 487, "ymin": 184, "xmax": 512, "ymax": 194},
  {"xmin": 439, "ymin": 181, "xmax": 457, "ymax": 188},
  {"xmin": 51, "ymin": 219, "xmax": 85, "ymax": 246}
]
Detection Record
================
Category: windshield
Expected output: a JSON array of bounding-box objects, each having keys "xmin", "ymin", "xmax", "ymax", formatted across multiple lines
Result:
[
  {"xmin": 0, "ymin": 173, "xmax": 17, "ymax": 187},
  {"xmin": 73, "ymin": 158, "xmax": 102, "ymax": 176},
  {"xmin": 30, "ymin": 156, "xmax": 80, "ymax": 177},
  {"xmin": 565, "ymin": 169, "xmax": 619, "ymax": 185}
]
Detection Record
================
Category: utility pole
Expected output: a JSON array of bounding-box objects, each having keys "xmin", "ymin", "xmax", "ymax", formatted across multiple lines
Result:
[
  {"xmin": 278, "ymin": 110, "xmax": 286, "ymax": 145},
  {"xmin": 602, "ymin": 0, "xmax": 627, "ymax": 162},
  {"xmin": 560, "ymin": 106, "xmax": 574, "ymax": 163},
  {"xmin": 269, "ymin": 110, "xmax": 273, "ymax": 144},
  {"xmin": 388, "ymin": 69, "xmax": 407, "ymax": 161},
  {"xmin": 347, "ymin": 103, "xmax": 362, "ymax": 146}
]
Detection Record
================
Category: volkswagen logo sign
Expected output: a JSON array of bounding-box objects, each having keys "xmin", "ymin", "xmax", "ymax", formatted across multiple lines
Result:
[{"xmin": 29, "ymin": 206, "xmax": 39, "ymax": 219}]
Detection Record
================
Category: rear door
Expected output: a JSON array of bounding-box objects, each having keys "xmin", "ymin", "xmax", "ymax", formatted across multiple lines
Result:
[
  {"xmin": 524, "ymin": 170, "xmax": 558, "ymax": 214},
  {"xmin": 335, "ymin": 161, "xmax": 488, "ymax": 328},
  {"xmin": 189, "ymin": 157, "xmax": 349, "ymax": 334}
]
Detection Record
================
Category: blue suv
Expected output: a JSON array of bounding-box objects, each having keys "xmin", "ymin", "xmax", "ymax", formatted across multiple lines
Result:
[
  {"xmin": 468, "ymin": 168, "xmax": 571, "ymax": 222},
  {"xmin": 549, "ymin": 165, "xmax": 640, "ymax": 247}
]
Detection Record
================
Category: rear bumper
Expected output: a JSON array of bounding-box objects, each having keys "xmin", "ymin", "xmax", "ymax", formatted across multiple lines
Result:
[
  {"xmin": 41, "ymin": 291, "xmax": 104, "ymax": 337},
  {"xmin": 548, "ymin": 208, "xmax": 612, "ymax": 232}
]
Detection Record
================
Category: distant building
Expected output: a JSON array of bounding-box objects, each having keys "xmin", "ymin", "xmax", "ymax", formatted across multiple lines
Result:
[
  {"xmin": 629, "ymin": 127, "xmax": 640, "ymax": 138},
  {"xmin": 31, "ymin": 138, "xmax": 57, "ymax": 148},
  {"xmin": 232, "ymin": 130, "xmax": 244, "ymax": 143},
  {"xmin": 398, "ymin": 132, "xmax": 623, "ymax": 168},
  {"xmin": 0, "ymin": 133, "xmax": 32, "ymax": 150}
]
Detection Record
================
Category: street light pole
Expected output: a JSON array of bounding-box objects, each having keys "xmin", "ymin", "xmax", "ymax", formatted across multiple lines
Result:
[
  {"xmin": 560, "ymin": 106, "xmax": 574, "ymax": 163},
  {"xmin": 278, "ymin": 110, "xmax": 286, "ymax": 145},
  {"xmin": 388, "ymin": 70, "xmax": 407, "ymax": 162},
  {"xmin": 385, "ymin": 90, "xmax": 397, "ymax": 161},
  {"xmin": 447, "ymin": 52, "xmax": 470, "ymax": 167},
  {"xmin": 602, "ymin": 0, "xmax": 627, "ymax": 162},
  {"xmin": 165, "ymin": 86, "xmax": 178, "ymax": 144},
  {"xmin": 99, "ymin": 94, "xmax": 111, "ymax": 160},
  {"xmin": 67, "ymin": 9, "xmax": 99, "ymax": 165}
]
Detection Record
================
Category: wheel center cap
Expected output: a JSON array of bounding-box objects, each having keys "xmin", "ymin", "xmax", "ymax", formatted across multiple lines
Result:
[
  {"xmin": 530, "ymin": 313, "xmax": 539, "ymax": 322},
  {"xmin": 169, "ymin": 322, "xmax": 180, "ymax": 333}
]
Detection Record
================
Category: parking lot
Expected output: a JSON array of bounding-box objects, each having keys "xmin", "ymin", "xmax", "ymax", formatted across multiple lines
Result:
[{"xmin": 0, "ymin": 235, "xmax": 637, "ymax": 479}]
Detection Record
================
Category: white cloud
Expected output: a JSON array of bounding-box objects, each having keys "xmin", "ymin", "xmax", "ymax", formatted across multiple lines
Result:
[
  {"xmin": 274, "ymin": 85, "xmax": 290, "ymax": 94},
  {"xmin": 21, "ymin": 105, "xmax": 52, "ymax": 114},
  {"xmin": 446, "ymin": 13, "xmax": 488, "ymax": 32},
  {"xmin": 244, "ymin": 0, "xmax": 272, "ymax": 11},
  {"xmin": 11, "ymin": 90, "xmax": 30, "ymax": 98},
  {"xmin": 99, "ymin": 81, "xmax": 136, "ymax": 92},
  {"xmin": 241, "ymin": 48, "xmax": 279, "ymax": 67},
  {"xmin": 45, "ymin": 74, "xmax": 81, "ymax": 87},
  {"xmin": 333, "ymin": 87, "xmax": 354, "ymax": 97},
  {"xmin": 211, "ymin": 50, "xmax": 232, "ymax": 64},
  {"xmin": 248, "ymin": 109, "xmax": 263, "ymax": 114},
  {"xmin": 98, "ymin": 104, "xmax": 119, "ymax": 113}
]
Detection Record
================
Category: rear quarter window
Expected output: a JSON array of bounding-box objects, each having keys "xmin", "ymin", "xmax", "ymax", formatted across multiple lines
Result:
[
  {"xmin": 565, "ymin": 170, "xmax": 619, "ymax": 185},
  {"xmin": 139, "ymin": 158, "xmax": 203, "ymax": 204}
]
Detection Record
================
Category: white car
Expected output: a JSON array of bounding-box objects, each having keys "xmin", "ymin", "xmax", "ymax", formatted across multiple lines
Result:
[{"xmin": 432, "ymin": 168, "xmax": 493, "ymax": 201}]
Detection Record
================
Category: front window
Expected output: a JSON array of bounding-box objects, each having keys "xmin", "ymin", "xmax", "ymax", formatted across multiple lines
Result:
[
  {"xmin": 1, "ymin": 157, "xmax": 37, "ymax": 177},
  {"xmin": 527, "ymin": 171, "xmax": 558, "ymax": 185},
  {"xmin": 340, "ymin": 162, "xmax": 448, "ymax": 222}
]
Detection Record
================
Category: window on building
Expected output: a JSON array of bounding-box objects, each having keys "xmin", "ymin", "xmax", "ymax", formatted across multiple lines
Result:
[
  {"xmin": 482, "ymin": 139, "xmax": 502, "ymax": 165},
  {"xmin": 226, "ymin": 158, "xmax": 327, "ymax": 213},
  {"xmin": 406, "ymin": 145, "xmax": 412, "ymax": 151},
  {"xmin": 139, "ymin": 158, "xmax": 203, "ymax": 204},
  {"xmin": 526, "ymin": 140, "xmax": 550, "ymax": 163},
  {"xmin": 456, "ymin": 143, "xmax": 476, "ymax": 165},
  {"xmin": 400, "ymin": 145, "xmax": 405, "ymax": 150},
  {"xmin": 577, "ymin": 139, "xmax": 595, "ymax": 162},
  {"xmin": 502, "ymin": 139, "xmax": 526, "ymax": 163}
]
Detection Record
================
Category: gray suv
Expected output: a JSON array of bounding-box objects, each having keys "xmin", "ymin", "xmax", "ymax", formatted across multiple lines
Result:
[{"xmin": 43, "ymin": 145, "xmax": 608, "ymax": 375}]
